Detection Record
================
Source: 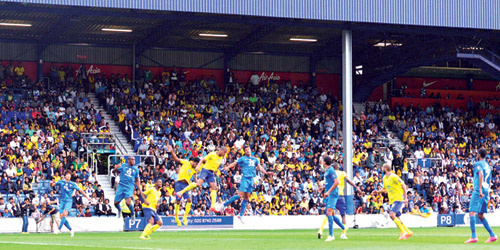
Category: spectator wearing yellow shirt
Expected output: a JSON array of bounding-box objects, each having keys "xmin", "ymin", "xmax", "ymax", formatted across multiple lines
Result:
[
  {"xmin": 299, "ymin": 197, "xmax": 309, "ymax": 210},
  {"xmin": 58, "ymin": 66, "xmax": 66, "ymax": 82},
  {"xmin": 423, "ymin": 144, "xmax": 432, "ymax": 157},
  {"xmin": 408, "ymin": 134, "xmax": 416, "ymax": 149},
  {"xmin": 14, "ymin": 61, "xmax": 25, "ymax": 79}
]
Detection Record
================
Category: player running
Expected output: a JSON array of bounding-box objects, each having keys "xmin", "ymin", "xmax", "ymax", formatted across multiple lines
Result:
[
  {"xmin": 167, "ymin": 145, "xmax": 200, "ymax": 226},
  {"xmin": 139, "ymin": 179, "xmax": 162, "ymax": 240},
  {"xmin": 177, "ymin": 146, "xmax": 227, "ymax": 213},
  {"xmin": 321, "ymin": 156, "xmax": 342, "ymax": 242},
  {"xmin": 50, "ymin": 170, "xmax": 91, "ymax": 237},
  {"xmin": 464, "ymin": 148, "xmax": 497, "ymax": 244},
  {"xmin": 112, "ymin": 156, "xmax": 145, "ymax": 223},
  {"xmin": 372, "ymin": 163, "xmax": 413, "ymax": 240},
  {"xmin": 222, "ymin": 146, "xmax": 273, "ymax": 223},
  {"xmin": 318, "ymin": 163, "xmax": 361, "ymax": 239}
]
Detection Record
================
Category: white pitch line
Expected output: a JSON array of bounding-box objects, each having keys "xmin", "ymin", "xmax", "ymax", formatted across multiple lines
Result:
[{"xmin": 0, "ymin": 241, "xmax": 179, "ymax": 250}]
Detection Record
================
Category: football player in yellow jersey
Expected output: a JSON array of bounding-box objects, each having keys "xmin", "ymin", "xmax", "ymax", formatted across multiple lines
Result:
[
  {"xmin": 318, "ymin": 163, "xmax": 361, "ymax": 240},
  {"xmin": 167, "ymin": 145, "xmax": 200, "ymax": 227},
  {"xmin": 139, "ymin": 179, "xmax": 162, "ymax": 240},
  {"xmin": 185, "ymin": 146, "xmax": 227, "ymax": 213},
  {"xmin": 372, "ymin": 163, "xmax": 413, "ymax": 240}
]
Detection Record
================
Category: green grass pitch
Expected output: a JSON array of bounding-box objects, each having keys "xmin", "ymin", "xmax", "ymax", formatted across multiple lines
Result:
[{"xmin": 0, "ymin": 227, "xmax": 498, "ymax": 250}]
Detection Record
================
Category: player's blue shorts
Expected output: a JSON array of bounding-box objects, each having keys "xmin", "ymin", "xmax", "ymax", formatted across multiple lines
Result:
[
  {"xmin": 390, "ymin": 201, "xmax": 404, "ymax": 216},
  {"xmin": 336, "ymin": 196, "xmax": 347, "ymax": 216},
  {"xmin": 469, "ymin": 193, "xmax": 488, "ymax": 213},
  {"xmin": 174, "ymin": 181, "xmax": 190, "ymax": 200},
  {"xmin": 143, "ymin": 208, "xmax": 161, "ymax": 223},
  {"xmin": 239, "ymin": 177, "xmax": 254, "ymax": 193},
  {"xmin": 199, "ymin": 168, "xmax": 216, "ymax": 183},
  {"xmin": 59, "ymin": 200, "xmax": 73, "ymax": 213},
  {"xmin": 326, "ymin": 195, "xmax": 339, "ymax": 209},
  {"xmin": 115, "ymin": 185, "xmax": 134, "ymax": 203}
]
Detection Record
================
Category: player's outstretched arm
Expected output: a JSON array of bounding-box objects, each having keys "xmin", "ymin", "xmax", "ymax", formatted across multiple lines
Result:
[
  {"xmin": 372, "ymin": 188, "xmax": 387, "ymax": 196},
  {"xmin": 257, "ymin": 164, "xmax": 273, "ymax": 176},
  {"xmin": 167, "ymin": 145, "xmax": 181, "ymax": 163},
  {"xmin": 345, "ymin": 176, "xmax": 362, "ymax": 193},
  {"xmin": 136, "ymin": 178, "xmax": 149, "ymax": 205},
  {"xmin": 111, "ymin": 163, "xmax": 120, "ymax": 174},
  {"xmin": 223, "ymin": 161, "xmax": 238, "ymax": 171},
  {"xmin": 195, "ymin": 157, "xmax": 207, "ymax": 172},
  {"xmin": 79, "ymin": 189, "xmax": 91, "ymax": 201}
]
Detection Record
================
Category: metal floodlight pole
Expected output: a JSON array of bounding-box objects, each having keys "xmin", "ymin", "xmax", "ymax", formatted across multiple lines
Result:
[{"xmin": 342, "ymin": 30, "xmax": 354, "ymax": 215}]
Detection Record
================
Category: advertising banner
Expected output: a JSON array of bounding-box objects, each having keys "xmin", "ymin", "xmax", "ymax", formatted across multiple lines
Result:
[{"xmin": 124, "ymin": 216, "xmax": 234, "ymax": 231}]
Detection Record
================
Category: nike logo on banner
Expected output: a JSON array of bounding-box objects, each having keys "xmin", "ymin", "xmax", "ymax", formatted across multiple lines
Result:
[{"xmin": 422, "ymin": 81, "xmax": 437, "ymax": 87}]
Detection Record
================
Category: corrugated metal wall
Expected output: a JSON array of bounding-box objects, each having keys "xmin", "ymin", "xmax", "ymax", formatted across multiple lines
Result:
[
  {"xmin": 231, "ymin": 54, "xmax": 309, "ymax": 73},
  {"xmin": 317, "ymin": 57, "xmax": 341, "ymax": 74},
  {"xmin": 139, "ymin": 49, "xmax": 223, "ymax": 69},
  {"xmin": 8, "ymin": 0, "xmax": 500, "ymax": 30},
  {"xmin": 43, "ymin": 44, "xmax": 133, "ymax": 65},
  {"xmin": 0, "ymin": 43, "xmax": 319, "ymax": 72},
  {"xmin": 0, "ymin": 42, "xmax": 37, "ymax": 61}
]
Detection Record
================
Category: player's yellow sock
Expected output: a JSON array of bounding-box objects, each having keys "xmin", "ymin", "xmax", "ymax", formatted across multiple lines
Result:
[
  {"xmin": 343, "ymin": 224, "xmax": 348, "ymax": 233},
  {"xmin": 393, "ymin": 218, "xmax": 405, "ymax": 233},
  {"xmin": 141, "ymin": 223, "xmax": 152, "ymax": 237},
  {"xmin": 184, "ymin": 202, "xmax": 192, "ymax": 222},
  {"xmin": 174, "ymin": 204, "xmax": 181, "ymax": 226},
  {"xmin": 150, "ymin": 224, "xmax": 160, "ymax": 233},
  {"xmin": 175, "ymin": 203, "xmax": 180, "ymax": 217},
  {"xmin": 179, "ymin": 183, "xmax": 198, "ymax": 196},
  {"xmin": 401, "ymin": 222, "xmax": 412, "ymax": 235},
  {"xmin": 210, "ymin": 190, "xmax": 217, "ymax": 208},
  {"xmin": 320, "ymin": 216, "xmax": 328, "ymax": 232}
]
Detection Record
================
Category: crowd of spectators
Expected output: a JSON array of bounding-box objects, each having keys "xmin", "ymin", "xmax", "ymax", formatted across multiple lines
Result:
[
  {"xmin": 0, "ymin": 61, "xmax": 114, "ymax": 219},
  {"xmin": 1, "ymin": 61, "xmax": 500, "ymax": 221},
  {"xmin": 387, "ymin": 82, "xmax": 500, "ymax": 214}
]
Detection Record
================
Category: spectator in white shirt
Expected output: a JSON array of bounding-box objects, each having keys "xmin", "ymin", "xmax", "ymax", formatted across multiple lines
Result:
[
  {"xmin": 352, "ymin": 172, "xmax": 363, "ymax": 186},
  {"xmin": 5, "ymin": 165, "xmax": 16, "ymax": 179},
  {"xmin": 414, "ymin": 146, "xmax": 425, "ymax": 159},
  {"xmin": 309, "ymin": 206, "xmax": 319, "ymax": 215},
  {"xmin": 250, "ymin": 72, "xmax": 260, "ymax": 87},
  {"xmin": 194, "ymin": 207, "xmax": 204, "ymax": 216},
  {"xmin": 233, "ymin": 171, "xmax": 242, "ymax": 185}
]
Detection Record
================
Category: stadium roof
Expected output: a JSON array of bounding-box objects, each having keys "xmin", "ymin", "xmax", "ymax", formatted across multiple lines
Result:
[
  {"xmin": 1, "ymin": 2, "xmax": 500, "ymax": 55},
  {"xmin": 1, "ymin": 1, "xmax": 500, "ymax": 100}
]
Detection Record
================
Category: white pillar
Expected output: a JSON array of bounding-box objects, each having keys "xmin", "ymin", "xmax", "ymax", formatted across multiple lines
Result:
[
  {"xmin": 132, "ymin": 44, "xmax": 136, "ymax": 82},
  {"xmin": 342, "ymin": 30, "xmax": 354, "ymax": 204}
]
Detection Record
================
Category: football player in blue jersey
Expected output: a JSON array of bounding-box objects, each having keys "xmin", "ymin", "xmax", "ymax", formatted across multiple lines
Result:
[
  {"xmin": 50, "ymin": 170, "xmax": 91, "ymax": 237},
  {"xmin": 465, "ymin": 148, "xmax": 497, "ymax": 244},
  {"xmin": 222, "ymin": 146, "xmax": 273, "ymax": 223},
  {"xmin": 112, "ymin": 156, "xmax": 146, "ymax": 223}
]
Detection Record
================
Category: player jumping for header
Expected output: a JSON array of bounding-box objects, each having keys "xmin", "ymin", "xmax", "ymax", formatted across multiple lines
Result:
[
  {"xmin": 222, "ymin": 146, "xmax": 274, "ymax": 223},
  {"xmin": 177, "ymin": 146, "xmax": 228, "ymax": 214}
]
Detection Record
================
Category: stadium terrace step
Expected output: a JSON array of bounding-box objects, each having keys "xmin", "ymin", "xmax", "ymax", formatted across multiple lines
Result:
[
  {"xmin": 88, "ymin": 92, "xmax": 136, "ymax": 156},
  {"xmin": 96, "ymin": 175, "xmax": 117, "ymax": 213},
  {"xmin": 353, "ymin": 102, "xmax": 365, "ymax": 118}
]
